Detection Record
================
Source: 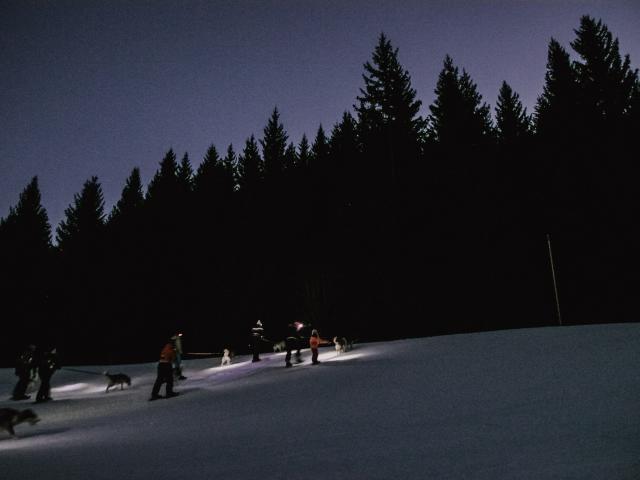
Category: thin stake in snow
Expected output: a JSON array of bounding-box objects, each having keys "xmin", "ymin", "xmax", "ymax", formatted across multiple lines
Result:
[{"xmin": 546, "ymin": 234, "xmax": 562, "ymax": 326}]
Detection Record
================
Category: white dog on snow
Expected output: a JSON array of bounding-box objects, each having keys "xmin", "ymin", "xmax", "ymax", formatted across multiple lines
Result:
[{"xmin": 220, "ymin": 348, "xmax": 232, "ymax": 366}]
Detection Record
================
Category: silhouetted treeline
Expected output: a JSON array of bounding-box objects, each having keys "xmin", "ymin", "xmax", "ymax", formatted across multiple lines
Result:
[{"xmin": 1, "ymin": 16, "xmax": 639, "ymax": 365}]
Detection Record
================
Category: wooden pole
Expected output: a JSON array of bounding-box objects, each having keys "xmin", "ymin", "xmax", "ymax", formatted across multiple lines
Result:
[{"xmin": 546, "ymin": 234, "xmax": 563, "ymax": 326}]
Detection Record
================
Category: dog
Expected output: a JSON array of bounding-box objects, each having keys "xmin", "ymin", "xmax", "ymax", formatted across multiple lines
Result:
[
  {"xmin": 220, "ymin": 348, "xmax": 233, "ymax": 366},
  {"xmin": 333, "ymin": 337, "xmax": 351, "ymax": 354},
  {"xmin": 104, "ymin": 372, "xmax": 132, "ymax": 393},
  {"xmin": 0, "ymin": 408, "xmax": 40, "ymax": 437},
  {"xmin": 272, "ymin": 340, "xmax": 286, "ymax": 353}
]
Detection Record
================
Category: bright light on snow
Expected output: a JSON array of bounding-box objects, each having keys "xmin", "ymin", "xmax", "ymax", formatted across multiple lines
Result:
[
  {"xmin": 51, "ymin": 382, "xmax": 90, "ymax": 393},
  {"xmin": 325, "ymin": 352, "xmax": 365, "ymax": 362}
]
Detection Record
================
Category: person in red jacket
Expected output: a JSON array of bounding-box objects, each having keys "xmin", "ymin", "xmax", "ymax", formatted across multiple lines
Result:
[
  {"xmin": 309, "ymin": 329, "xmax": 329, "ymax": 365},
  {"xmin": 149, "ymin": 341, "xmax": 179, "ymax": 401}
]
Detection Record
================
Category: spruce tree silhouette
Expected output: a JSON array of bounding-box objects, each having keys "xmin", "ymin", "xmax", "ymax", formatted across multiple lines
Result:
[
  {"xmin": 426, "ymin": 55, "xmax": 496, "ymax": 331},
  {"xmin": 0, "ymin": 177, "xmax": 53, "ymax": 358},
  {"xmin": 495, "ymin": 82, "xmax": 532, "ymax": 148},
  {"xmin": 261, "ymin": 108, "xmax": 288, "ymax": 182},
  {"xmin": 428, "ymin": 55, "xmax": 493, "ymax": 148},
  {"xmin": 236, "ymin": 135, "xmax": 263, "ymax": 206},
  {"xmin": 354, "ymin": 34, "xmax": 426, "ymax": 336},
  {"xmin": 572, "ymin": 16, "xmax": 637, "ymax": 139},
  {"xmin": 329, "ymin": 112, "xmax": 359, "ymax": 226},
  {"xmin": 143, "ymin": 149, "xmax": 187, "ymax": 343},
  {"xmin": 104, "ymin": 168, "xmax": 146, "ymax": 361},
  {"xmin": 56, "ymin": 176, "xmax": 107, "ymax": 361},
  {"xmin": 494, "ymin": 81, "xmax": 533, "ymax": 229},
  {"xmin": 108, "ymin": 168, "xmax": 145, "ymax": 226},
  {"xmin": 534, "ymin": 39, "xmax": 582, "ymax": 232}
]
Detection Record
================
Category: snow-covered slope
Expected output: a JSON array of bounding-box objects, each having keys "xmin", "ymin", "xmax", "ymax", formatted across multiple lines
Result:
[{"xmin": 1, "ymin": 324, "xmax": 639, "ymax": 479}]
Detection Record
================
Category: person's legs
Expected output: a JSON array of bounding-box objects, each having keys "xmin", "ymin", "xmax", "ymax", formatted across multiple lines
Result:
[
  {"xmin": 285, "ymin": 338, "xmax": 294, "ymax": 366},
  {"xmin": 162, "ymin": 363, "xmax": 175, "ymax": 395},
  {"xmin": 252, "ymin": 338, "xmax": 261, "ymax": 362},
  {"xmin": 12, "ymin": 374, "xmax": 30, "ymax": 399},
  {"xmin": 36, "ymin": 375, "xmax": 51, "ymax": 402},
  {"xmin": 151, "ymin": 364, "xmax": 164, "ymax": 398}
]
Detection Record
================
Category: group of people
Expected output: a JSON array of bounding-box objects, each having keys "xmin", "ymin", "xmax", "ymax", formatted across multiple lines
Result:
[
  {"xmin": 150, "ymin": 320, "xmax": 333, "ymax": 400},
  {"xmin": 12, "ymin": 321, "xmax": 334, "ymax": 404},
  {"xmin": 11, "ymin": 344, "xmax": 60, "ymax": 404},
  {"xmin": 251, "ymin": 319, "xmax": 330, "ymax": 367}
]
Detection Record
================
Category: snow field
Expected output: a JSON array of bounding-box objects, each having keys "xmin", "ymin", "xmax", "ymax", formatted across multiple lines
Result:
[{"xmin": 1, "ymin": 324, "xmax": 639, "ymax": 479}]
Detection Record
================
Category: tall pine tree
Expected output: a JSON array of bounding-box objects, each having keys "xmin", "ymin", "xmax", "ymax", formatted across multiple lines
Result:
[
  {"xmin": 0, "ymin": 177, "xmax": 53, "ymax": 349},
  {"xmin": 356, "ymin": 33, "xmax": 424, "ymax": 191},
  {"xmin": 56, "ymin": 176, "xmax": 106, "ymax": 254}
]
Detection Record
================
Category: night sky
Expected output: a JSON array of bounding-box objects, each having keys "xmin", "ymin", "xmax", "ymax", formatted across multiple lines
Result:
[{"xmin": 2, "ymin": 1, "xmax": 639, "ymax": 230}]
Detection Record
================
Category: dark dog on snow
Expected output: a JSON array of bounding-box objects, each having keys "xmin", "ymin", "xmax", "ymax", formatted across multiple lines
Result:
[
  {"xmin": 104, "ymin": 372, "xmax": 132, "ymax": 393},
  {"xmin": 0, "ymin": 408, "xmax": 40, "ymax": 437}
]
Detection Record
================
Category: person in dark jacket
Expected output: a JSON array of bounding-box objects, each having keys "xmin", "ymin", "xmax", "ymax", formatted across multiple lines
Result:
[
  {"xmin": 171, "ymin": 333, "xmax": 187, "ymax": 380},
  {"xmin": 149, "ymin": 341, "xmax": 179, "ymax": 401},
  {"xmin": 12, "ymin": 344, "xmax": 36, "ymax": 400},
  {"xmin": 285, "ymin": 321, "xmax": 304, "ymax": 368},
  {"xmin": 251, "ymin": 320, "xmax": 264, "ymax": 363},
  {"xmin": 35, "ymin": 348, "xmax": 60, "ymax": 403}
]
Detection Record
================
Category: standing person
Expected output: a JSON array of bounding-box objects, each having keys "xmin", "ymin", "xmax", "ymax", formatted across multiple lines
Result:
[
  {"xmin": 251, "ymin": 320, "xmax": 264, "ymax": 363},
  {"xmin": 309, "ymin": 329, "xmax": 329, "ymax": 365},
  {"xmin": 35, "ymin": 347, "xmax": 60, "ymax": 403},
  {"xmin": 285, "ymin": 321, "xmax": 304, "ymax": 368},
  {"xmin": 12, "ymin": 344, "xmax": 36, "ymax": 400},
  {"xmin": 171, "ymin": 333, "xmax": 187, "ymax": 380},
  {"xmin": 149, "ymin": 340, "xmax": 180, "ymax": 401}
]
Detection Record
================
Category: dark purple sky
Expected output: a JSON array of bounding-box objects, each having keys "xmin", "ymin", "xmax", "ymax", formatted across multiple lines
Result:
[{"xmin": 2, "ymin": 1, "xmax": 639, "ymax": 230}]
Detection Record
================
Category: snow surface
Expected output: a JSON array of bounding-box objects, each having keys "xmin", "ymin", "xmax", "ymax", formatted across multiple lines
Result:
[{"xmin": 1, "ymin": 324, "xmax": 639, "ymax": 479}]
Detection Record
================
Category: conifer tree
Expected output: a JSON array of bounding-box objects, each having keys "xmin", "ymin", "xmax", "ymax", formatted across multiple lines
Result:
[
  {"xmin": 329, "ymin": 112, "xmax": 360, "ymax": 211},
  {"xmin": 193, "ymin": 144, "xmax": 236, "ymax": 214},
  {"xmin": 194, "ymin": 144, "xmax": 221, "ymax": 193},
  {"xmin": 56, "ymin": 176, "xmax": 106, "ymax": 253},
  {"xmin": 493, "ymin": 82, "xmax": 534, "ymax": 228},
  {"xmin": 177, "ymin": 152, "xmax": 194, "ymax": 196},
  {"xmin": 571, "ymin": 16, "xmax": 638, "ymax": 134},
  {"xmin": 284, "ymin": 142, "xmax": 297, "ymax": 172},
  {"xmin": 535, "ymin": 39, "xmax": 579, "ymax": 142},
  {"xmin": 495, "ymin": 81, "xmax": 532, "ymax": 147},
  {"xmin": 108, "ymin": 168, "xmax": 144, "ymax": 226},
  {"xmin": 144, "ymin": 148, "xmax": 184, "ymax": 244},
  {"xmin": 356, "ymin": 33, "xmax": 424, "ymax": 143},
  {"xmin": 298, "ymin": 134, "xmax": 311, "ymax": 171},
  {"xmin": 310, "ymin": 125, "xmax": 329, "ymax": 175},
  {"xmin": 261, "ymin": 108, "xmax": 288, "ymax": 182},
  {"xmin": 571, "ymin": 16, "xmax": 638, "ymax": 227},
  {"xmin": 146, "ymin": 149, "xmax": 180, "ymax": 207},
  {"xmin": 355, "ymin": 33, "xmax": 424, "ymax": 188},
  {"xmin": 0, "ymin": 177, "xmax": 52, "ymax": 256},
  {"xmin": 236, "ymin": 135, "xmax": 263, "ymax": 194},
  {"xmin": 223, "ymin": 144, "xmax": 238, "ymax": 190},
  {"xmin": 55, "ymin": 176, "xmax": 108, "ymax": 360},
  {"xmin": 0, "ymin": 178, "xmax": 53, "ymax": 348},
  {"xmin": 428, "ymin": 55, "xmax": 493, "ymax": 147}
]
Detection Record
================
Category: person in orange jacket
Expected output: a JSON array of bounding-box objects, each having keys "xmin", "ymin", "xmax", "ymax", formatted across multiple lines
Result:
[
  {"xmin": 309, "ymin": 329, "xmax": 329, "ymax": 365},
  {"xmin": 149, "ymin": 340, "xmax": 179, "ymax": 401}
]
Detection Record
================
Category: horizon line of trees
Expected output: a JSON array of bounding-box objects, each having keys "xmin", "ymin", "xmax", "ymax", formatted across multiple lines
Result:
[{"xmin": 1, "ymin": 15, "xmax": 639, "ymax": 365}]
